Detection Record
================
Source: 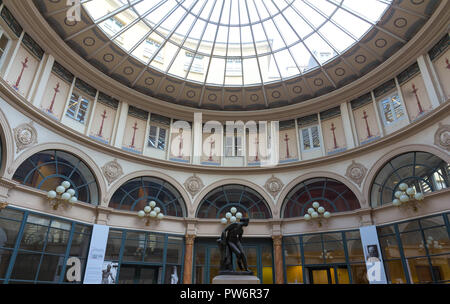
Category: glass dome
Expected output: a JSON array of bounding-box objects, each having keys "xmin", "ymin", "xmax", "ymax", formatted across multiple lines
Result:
[{"xmin": 83, "ymin": 0, "xmax": 392, "ymax": 86}]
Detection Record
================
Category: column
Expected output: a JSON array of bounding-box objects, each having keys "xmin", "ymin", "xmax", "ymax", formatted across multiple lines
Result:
[
  {"xmin": 31, "ymin": 54, "xmax": 55, "ymax": 107},
  {"xmin": 183, "ymin": 234, "xmax": 196, "ymax": 284},
  {"xmin": 417, "ymin": 55, "xmax": 442, "ymax": 107},
  {"xmin": 370, "ymin": 91, "xmax": 386, "ymax": 137},
  {"xmin": 272, "ymin": 235, "xmax": 284, "ymax": 284},
  {"xmin": 112, "ymin": 101, "xmax": 128, "ymax": 148},
  {"xmin": 192, "ymin": 112, "xmax": 202, "ymax": 165},
  {"xmin": 2, "ymin": 31, "xmax": 24, "ymax": 79},
  {"xmin": 84, "ymin": 90, "xmax": 99, "ymax": 136},
  {"xmin": 317, "ymin": 114, "xmax": 326, "ymax": 156},
  {"xmin": 340, "ymin": 102, "xmax": 356, "ymax": 149},
  {"xmin": 394, "ymin": 77, "xmax": 411, "ymax": 123}
]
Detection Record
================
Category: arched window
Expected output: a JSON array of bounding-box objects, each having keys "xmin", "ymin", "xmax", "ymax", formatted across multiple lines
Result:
[
  {"xmin": 109, "ymin": 176, "xmax": 186, "ymax": 217},
  {"xmin": 196, "ymin": 184, "xmax": 271, "ymax": 219},
  {"xmin": 370, "ymin": 151, "xmax": 449, "ymax": 207},
  {"xmin": 13, "ymin": 150, "xmax": 99, "ymax": 205},
  {"xmin": 282, "ymin": 178, "xmax": 360, "ymax": 218}
]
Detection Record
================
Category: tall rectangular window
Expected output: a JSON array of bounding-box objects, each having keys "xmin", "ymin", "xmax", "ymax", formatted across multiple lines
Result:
[
  {"xmin": 380, "ymin": 93, "xmax": 405, "ymax": 125},
  {"xmin": 148, "ymin": 125, "xmax": 167, "ymax": 151},
  {"xmin": 224, "ymin": 130, "xmax": 243, "ymax": 157},
  {"xmin": 0, "ymin": 33, "xmax": 10, "ymax": 63},
  {"xmin": 65, "ymin": 93, "xmax": 90, "ymax": 124},
  {"xmin": 300, "ymin": 125, "xmax": 320, "ymax": 151}
]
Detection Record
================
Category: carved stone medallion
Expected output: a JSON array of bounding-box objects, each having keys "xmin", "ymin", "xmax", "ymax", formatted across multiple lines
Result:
[
  {"xmin": 13, "ymin": 122, "xmax": 38, "ymax": 153},
  {"xmin": 264, "ymin": 175, "xmax": 284, "ymax": 198},
  {"xmin": 101, "ymin": 159, "xmax": 123, "ymax": 185},
  {"xmin": 184, "ymin": 174, "xmax": 204, "ymax": 198},
  {"xmin": 345, "ymin": 161, "xmax": 367, "ymax": 186},
  {"xmin": 434, "ymin": 123, "xmax": 450, "ymax": 151}
]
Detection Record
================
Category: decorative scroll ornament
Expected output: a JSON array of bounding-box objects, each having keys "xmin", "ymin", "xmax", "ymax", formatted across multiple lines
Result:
[
  {"xmin": 101, "ymin": 159, "xmax": 123, "ymax": 185},
  {"xmin": 264, "ymin": 175, "xmax": 284, "ymax": 198},
  {"xmin": 434, "ymin": 123, "xmax": 450, "ymax": 151},
  {"xmin": 13, "ymin": 122, "xmax": 38, "ymax": 153},
  {"xmin": 346, "ymin": 161, "xmax": 367, "ymax": 186},
  {"xmin": 184, "ymin": 174, "xmax": 204, "ymax": 197}
]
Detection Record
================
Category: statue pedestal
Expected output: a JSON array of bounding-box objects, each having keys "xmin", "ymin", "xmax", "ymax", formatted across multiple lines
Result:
[{"xmin": 212, "ymin": 275, "xmax": 260, "ymax": 284}]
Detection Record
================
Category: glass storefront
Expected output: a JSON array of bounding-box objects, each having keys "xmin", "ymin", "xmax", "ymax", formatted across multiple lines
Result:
[
  {"xmin": 194, "ymin": 238, "xmax": 274, "ymax": 284},
  {"xmin": 104, "ymin": 229, "xmax": 184, "ymax": 284},
  {"xmin": 283, "ymin": 230, "xmax": 368, "ymax": 284},
  {"xmin": 0, "ymin": 207, "xmax": 92, "ymax": 284},
  {"xmin": 378, "ymin": 213, "xmax": 450, "ymax": 284}
]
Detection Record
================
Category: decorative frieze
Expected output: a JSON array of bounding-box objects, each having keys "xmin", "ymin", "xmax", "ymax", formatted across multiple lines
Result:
[{"xmin": 13, "ymin": 121, "xmax": 38, "ymax": 153}]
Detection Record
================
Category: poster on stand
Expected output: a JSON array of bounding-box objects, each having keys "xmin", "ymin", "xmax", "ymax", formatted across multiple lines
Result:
[
  {"xmin": 83, "ymin": 224, "xmax": 110, "ymax": 284},
  {"xmin": 359, "ymin": 225, "xmax": 388, "ymax": 284}
]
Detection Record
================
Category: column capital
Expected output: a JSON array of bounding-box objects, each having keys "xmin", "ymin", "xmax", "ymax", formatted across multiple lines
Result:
[
  {"xmin": 272, "ymin": 235, "xmax": 283, "ymax": 246},
  {"xmin": 185, "ymin": 234, "xmax": 196, "ymax": 245}
]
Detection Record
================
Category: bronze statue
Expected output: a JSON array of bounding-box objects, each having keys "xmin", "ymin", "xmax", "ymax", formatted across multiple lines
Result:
[{"xmin": 217, "ymin": 217, "xmax": 252, "ymax": 275}]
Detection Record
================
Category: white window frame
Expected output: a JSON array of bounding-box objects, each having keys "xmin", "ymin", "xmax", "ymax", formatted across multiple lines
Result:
[
  {"xmin": 65, "ymin": 92, "xmax": 91, "ymax": 124},
  {"xmin": 299, "ymin": 125, "xmax": 321, "ymax": 152},
  {"xmin": 224, "ymin": 130, "xmax": 244, "ymax": 157},
  {"xmin": 148, "ymin": 124, "xmax": 168, "ymax": 151},
  {"xmin": 378, "ymin": 92, "xmax": 406, "ymax": 126}
]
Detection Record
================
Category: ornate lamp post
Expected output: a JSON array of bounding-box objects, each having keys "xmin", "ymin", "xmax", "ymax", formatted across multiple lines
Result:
[
  {"xmin": 304, "ymin": 201, "xmax": 331, "ymax": 227},
  {"xmin": 137, "ymin": 200, "xmax": 164, "ymax": 226},
  {"xmin": 392, "ymin": 182, "xmax": 424, "ymax": 211},
  {"xmin": 220, "ymin": 207, "xmax": 243, "ymax": 225},
  {"xmin": 46, "ymin": 181, "xmax": 78, "ymax": 210}
]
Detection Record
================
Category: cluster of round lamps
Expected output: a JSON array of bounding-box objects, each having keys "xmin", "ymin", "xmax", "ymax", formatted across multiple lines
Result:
[
  {"xmin": 221, "ymin": 207, "xmax": 243, "ymax": 224},
  {"xmin": 138, "ymin": 201, "xmax": 164, "ymax": 225},
  {"xmin": 392, "ymin": 183, "xmax": 424, "ymax": 206},
  {"xmin": 46, "ymin": 180, "xmax": 78, "ymax": 209},
  {"xmin": 420, "ymin": 236, "xmax": 443, "ymax": 250},
  {"xmin": 304, "ymin": 202, "xmax": 331, "ymax": 221}
]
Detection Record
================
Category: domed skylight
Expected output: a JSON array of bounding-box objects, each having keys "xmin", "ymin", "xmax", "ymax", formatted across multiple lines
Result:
[{"xmin": 83, "ymin": 0, "xmax": 392, "ymax": 86}]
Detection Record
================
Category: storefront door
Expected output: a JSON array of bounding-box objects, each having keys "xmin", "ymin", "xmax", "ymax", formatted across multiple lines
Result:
[{"xmin": 308, "ymin": 265, "xmax": 350, "ymax": 284}]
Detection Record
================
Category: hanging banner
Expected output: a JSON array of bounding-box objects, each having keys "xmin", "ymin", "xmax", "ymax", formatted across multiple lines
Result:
[
  {"xmin": 83, "ymin": 224, "xmax": 110, "ymax": 284},
  {"xmin": 359, "ymin": 225, "xmax": 388, "ymax": 284}
]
